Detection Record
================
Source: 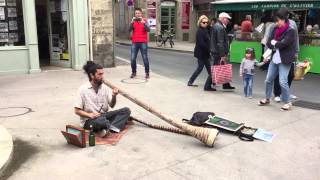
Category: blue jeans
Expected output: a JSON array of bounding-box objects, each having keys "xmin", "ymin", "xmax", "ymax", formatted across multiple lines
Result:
[
  {"xmin": 188, "ymin": 58, "xmax": 210, "ymax": 84},
  {"xmin": 265, "ymin": 61, "xmax": 291, "ymax": 103},
  {"xmin": 131, "ymin": 43, "xmax": 149, "ymax": 74},
  {"xmin": 243, "ymin": 74, "xmax": 253, "ymax": 97}
]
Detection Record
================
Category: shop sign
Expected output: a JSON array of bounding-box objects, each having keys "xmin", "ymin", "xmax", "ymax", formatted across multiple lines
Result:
[
  {"xmin": 212, "ymin": 1, "xmax": 320, "ymax": 11},
  {"xmin": 148, "ymin": 0, "xmax": 157, "ymax": 30},
  {"xmin": 182, "ymin": 1, "xmax": 190, "ymax": 30},
  {"xmin": 161, "ymin": 1, "xmax": 175, "ymax": 7}
]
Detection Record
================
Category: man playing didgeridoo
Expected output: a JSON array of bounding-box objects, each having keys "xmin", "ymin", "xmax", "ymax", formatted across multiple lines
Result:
[{"xmin": 74, "ymin": 61, "xmax": 131, "ymax": 137}]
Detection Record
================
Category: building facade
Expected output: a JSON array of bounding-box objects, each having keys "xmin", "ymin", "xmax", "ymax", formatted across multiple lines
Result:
[
  {"xmin": 115, "ymin": 0, "xmax": 200, "ymax": 42},
  {"xmin": 0, "ymin": 0, "xmax": 115, "ymax": 75}
]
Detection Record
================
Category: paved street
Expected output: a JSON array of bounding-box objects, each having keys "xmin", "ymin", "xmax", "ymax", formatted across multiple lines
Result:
[
  {"xmin": 0, "ymin": 64, "xmax": 319, "ymax": 180},
  {"xmin": 0, "ymin": 44, "xmax": 319, "ymax": 180},
  {"xmin": 115, "ymin": 44, "xmax": 320, "ymax": 103}
]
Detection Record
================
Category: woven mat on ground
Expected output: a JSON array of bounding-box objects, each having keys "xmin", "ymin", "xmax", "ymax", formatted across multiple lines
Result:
[{"xmin": 85, "ymin": 121, "xmax": 134, "ymax": 145}]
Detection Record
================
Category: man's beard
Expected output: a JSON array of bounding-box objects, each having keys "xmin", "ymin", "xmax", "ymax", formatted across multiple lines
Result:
[{"xmin": 94, "ymin": 79, "xmax": 103, "ymax": 86}]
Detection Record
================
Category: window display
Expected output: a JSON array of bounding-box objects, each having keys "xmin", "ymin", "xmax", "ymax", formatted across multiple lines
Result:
[
  {"xmin": 0, "ymin": 0, "xmax": 25, "ymax": 46},
  {"xmin": 50, "ymin": 0, "xmax": 69, "ymax": 61}
]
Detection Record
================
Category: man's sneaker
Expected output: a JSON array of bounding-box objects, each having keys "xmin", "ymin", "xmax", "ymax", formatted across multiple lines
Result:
[
  {"xmin": 145, "ymin": 73, "xmax": 150, "ymax": 79},
  {"xmin": 274, "ymin": 96, "xmax": 281, "ymax": 103},
  {"xmin": 110, "ymin": 125, "xmax": 120, "ymax": 133},
  {"xmin": 98, "ymin": 129, "xmax": 108, "ymax": 138},
  {"xmin": 130, "ymin": 73, "xmax": 136, "ymax": 78},
  {"xmin": 204, "ymin": 87, "xmax": 216, "ymax": 91},
  {"xmin": 222, "ymin": 85, "xmax": 235, "ymax": 90},
  {"xmin": 290, "ymin": 94, "xmax": 297, "ymax": 100}
]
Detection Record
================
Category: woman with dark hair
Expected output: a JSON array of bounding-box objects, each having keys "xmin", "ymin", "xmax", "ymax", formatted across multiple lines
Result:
[
  {"xmin": 187, "ymin": 15, "xmax": 213, "ymax": 90},
  {"xmin": 259, "ymin": 10, "xmax": 297, "ymax": 110}
]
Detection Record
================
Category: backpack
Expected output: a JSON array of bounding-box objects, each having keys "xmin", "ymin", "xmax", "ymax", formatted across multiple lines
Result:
[{"xmin": 183, "ymin": 112, "xmax": 215, "ymax": 126}]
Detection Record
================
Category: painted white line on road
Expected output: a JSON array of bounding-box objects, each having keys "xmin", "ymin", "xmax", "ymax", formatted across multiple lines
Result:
[
  {"xmin": 115, "ymin": 56, "xmax": 131, "ymax": 64},
  {"xmin": 115, "ymin": 56, "xmax": 147, "ymax": 69}
]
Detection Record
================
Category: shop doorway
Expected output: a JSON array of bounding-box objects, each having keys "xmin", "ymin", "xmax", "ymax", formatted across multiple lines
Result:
[
  {"xmin": 160, "ymin": 2, "xmax": 176, "ymax": 33},
  {"xmin": 35, "ymin": 0, "xmax": 71, "ymax": 68}
]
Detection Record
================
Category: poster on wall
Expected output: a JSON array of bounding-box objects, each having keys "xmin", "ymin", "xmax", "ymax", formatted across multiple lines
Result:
[
  {"xmin": 0, "ymin": 32, "xmax": 8, "ymax": 42},
  {"xmin": 0, "ymin": 7, "xmax": 5, "ymax": 20},
  {"xmin": 0, "ymin": 22, "xmax": 8, "ymax": 32},
  {"xmin": 9, "ymin": 33, "xmax": 18, "ymax": 42},
  {"xmin": 7, "ymin": 8, "xmax": 17, "ymax": 18},
  {"xmin": 147, "ymin": 0, "xmax": 156, "ymax": 9},
  {"xmin": 181, "ymin": 1, "xmax": 190, "ymax": 30},
  {"xmin": 0, "ymin": 0, "xmax": 5, "ymax": 6},
  {"xmin": 147, "ymin": 0, "xmax": 156, "ymax": 30},
  {"xmin": 148, "ymin": 19, "xmax": 156, "ymax": 26},
  {"xmin": 7, "ymin": 0, "xmax": 16, "ymax": 6},
  {"xmin": 9, "ymin": 20, "xmax": 17, "ymax": 30}
]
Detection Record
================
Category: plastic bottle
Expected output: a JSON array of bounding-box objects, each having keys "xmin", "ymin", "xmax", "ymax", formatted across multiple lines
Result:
[{"xmin": 89, "ymin": 125, "xmax": 95, "ymax": 146}]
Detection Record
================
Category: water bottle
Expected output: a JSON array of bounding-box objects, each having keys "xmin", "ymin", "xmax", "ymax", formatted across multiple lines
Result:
[{"xmin": 89, "ymin": 125, "xmax": 95, "ymax": 146}]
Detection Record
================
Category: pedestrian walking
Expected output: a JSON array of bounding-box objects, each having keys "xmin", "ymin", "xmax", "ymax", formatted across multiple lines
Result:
[
  {"xmin": 273, "ymin": 8, "xmax": 300, "ymax": 102},
  {"xmin": 187, "ymin": 15, "xmax": 211, "ymax": 87},
  {"xmin": 206, "ymin": 12, "xmax": 235, "ymax": 91},
  {"xmin": 129, "ymin": 8, "xmax": 151, "ymax": 79},
  {"xmin": 259, "ymin": 9, "xmax": 297, "ymax": 110},
  {"xmin": 239, "ymin": 48, "xmax": 265, "ymax": 98}
]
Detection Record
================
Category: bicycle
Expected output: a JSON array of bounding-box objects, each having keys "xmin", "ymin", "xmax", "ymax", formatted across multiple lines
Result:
[{"xmin": 155, "ymin": 29, "xmax": 175, "ymax": 48}]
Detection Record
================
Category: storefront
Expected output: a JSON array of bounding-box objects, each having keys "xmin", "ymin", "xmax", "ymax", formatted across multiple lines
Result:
[
  {"xmin": 211, "ymin": 0, "xmax": 320, "ymax": 74},
  {"xmin": 0, "ymin": 0, "xmax": 89, "ymax": 74}
]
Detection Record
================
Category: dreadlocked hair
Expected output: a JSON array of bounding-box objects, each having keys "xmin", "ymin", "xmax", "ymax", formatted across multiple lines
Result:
[{"xmin": 83, "ymin": 61, "xmax": 103, "ymax": 81}]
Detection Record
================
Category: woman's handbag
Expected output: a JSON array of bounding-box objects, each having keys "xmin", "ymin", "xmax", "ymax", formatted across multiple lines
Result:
[{"xmin": 211, "ymin": 60, "xmax": 233, "ymax": 84}]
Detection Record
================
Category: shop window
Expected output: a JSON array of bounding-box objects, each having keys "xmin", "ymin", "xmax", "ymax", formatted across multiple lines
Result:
[{"xmin": 0, "ymin": 0, "xmax": 25, "ymax": 46}]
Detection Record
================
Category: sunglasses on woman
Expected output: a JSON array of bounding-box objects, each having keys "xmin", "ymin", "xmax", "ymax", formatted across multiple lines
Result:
[{"xmin": 201, "ymin": 22, "xmax": 208, "ymax": 24}]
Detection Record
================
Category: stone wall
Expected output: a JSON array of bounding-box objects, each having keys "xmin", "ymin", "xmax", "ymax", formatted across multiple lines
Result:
[{"xmin": 91, "ymin": 0, "xmax": 114, "ymax": 67}]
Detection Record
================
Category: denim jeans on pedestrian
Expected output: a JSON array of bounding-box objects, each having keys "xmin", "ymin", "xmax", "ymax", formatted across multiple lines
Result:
[
  {"xmin": 188, "ymin": 58, "xmax": 210, "ymax": 84},
  {"xmin": 265, "ymin": 61, "xmax": 291, "ymax": 103},
  {"xmin": 273, "ymin": 63, "xmax": 295, "ymax": 97},
  {"xmin": 243, "ymin": 74, "xmax": 253, "ymax": 97},
  {"xmin": 131, "ymin": 43, "xmax": 150, "ymax": 74}
]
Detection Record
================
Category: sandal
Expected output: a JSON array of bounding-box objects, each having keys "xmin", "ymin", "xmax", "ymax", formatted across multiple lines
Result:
[
  {"xmin": 281, "ymin": 103, "xmax": 292, "ymax": 111},
  {"xmin": 259, "ymin": 99, "xmax": 270, "ymax": 106}
]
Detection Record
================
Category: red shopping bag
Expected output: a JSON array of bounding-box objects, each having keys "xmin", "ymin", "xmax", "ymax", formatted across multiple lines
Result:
[{"xmin": 211, "ymin": 62, "xmax": 233, "ymax": 84}]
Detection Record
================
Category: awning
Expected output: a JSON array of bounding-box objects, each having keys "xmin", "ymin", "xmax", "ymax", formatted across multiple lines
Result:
[{"xmin": 211, "ymin": 0, "xmax": 320, "ymax": 11}]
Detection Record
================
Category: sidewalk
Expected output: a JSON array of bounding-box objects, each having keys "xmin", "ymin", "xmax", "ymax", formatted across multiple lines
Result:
[
  {"xmin": 0, "ymin": 65, "xmax": 319, "ymax": 180},
  {"xmin": 116, "ymin": 38, "xmax": 194, "ymax": 53}
]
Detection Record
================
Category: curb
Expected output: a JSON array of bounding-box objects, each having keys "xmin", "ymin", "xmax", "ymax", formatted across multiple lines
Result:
[
  {"xmin": 115, "ymin": 41, "xmax": 193, "ymax": 54},
  {"xmin": 0, "ymin": 125, "xmax": 13, "ymax": 177}
]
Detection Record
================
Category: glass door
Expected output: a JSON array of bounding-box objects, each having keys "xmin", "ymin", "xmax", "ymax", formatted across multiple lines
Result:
[
  {"xmin": 47, "ymin": 0, "xmax": 71, "ymax": 68},
  {"xmin": 161, "ymin": 6, "xmax": 176, "ymax": 33}
]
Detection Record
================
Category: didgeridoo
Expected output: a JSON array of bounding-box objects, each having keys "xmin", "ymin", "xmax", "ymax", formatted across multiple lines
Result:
[{"xmin": 104, "ymin": 80, "xmax": 219, "ymax": 147}]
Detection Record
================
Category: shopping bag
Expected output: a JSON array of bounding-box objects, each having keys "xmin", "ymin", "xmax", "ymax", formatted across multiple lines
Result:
[
  {"xmin": 293, "ymin": 66, "xmax": 305, "ymax": 81},
  {"xmin": 294, "ymin": 61, "xmax": 311, "ymax": 81},
  {"xmin": 262, "ymin": 48, "xmax": 272, "ymax": 60},
  {"xmin": 255, "ymin": 23, "xmax": 265, "ymax": 33},
  {"xmin": 211, "ymin": 61, "xmax": 233, "ymax": 84}
]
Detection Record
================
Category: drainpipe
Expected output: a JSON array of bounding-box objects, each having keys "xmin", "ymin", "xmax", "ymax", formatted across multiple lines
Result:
[{"xmin": 88, "ymin": 0, "xmax": 93, "ymax": 61}]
